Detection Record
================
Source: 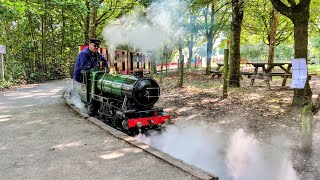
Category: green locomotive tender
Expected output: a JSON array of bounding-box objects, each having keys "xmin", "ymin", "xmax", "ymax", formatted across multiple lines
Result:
[{"xmin": 80, "ymin": 68, "xmax": 171, "ymax": 134}]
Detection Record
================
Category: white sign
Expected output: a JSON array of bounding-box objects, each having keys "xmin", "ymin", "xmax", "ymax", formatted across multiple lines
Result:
[
  {"xmin": 290, "ymin": 58, "xmax": 308, "ymax": 89},
  {"xmin": 0, "ymin": 45, "xmax": 5, "ymax": 54}
]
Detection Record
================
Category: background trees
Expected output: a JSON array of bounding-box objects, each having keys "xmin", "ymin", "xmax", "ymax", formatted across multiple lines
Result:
[{"xmin": 0, "ymin": 0, "xmax": 319, "ymax": 93}]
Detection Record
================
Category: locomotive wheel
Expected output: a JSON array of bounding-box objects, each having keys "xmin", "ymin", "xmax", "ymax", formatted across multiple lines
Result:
[
  {"xmin": 85, "ymin": 103, "xmax": 93, "ymax": 115},
  {"xmin": 128, "ymin": 128, "xmax": 140, "ymax": 136},
  {"xmin": 86, "ymin": 101, "xmax": 98, "ymax": 116},
  {"xmin": 98, "ymin": 103, "xmax": 108, "ymax": 121},
  {"xmin": 122, "ymin": 119, "xmax": 129, "ymax": 130}
]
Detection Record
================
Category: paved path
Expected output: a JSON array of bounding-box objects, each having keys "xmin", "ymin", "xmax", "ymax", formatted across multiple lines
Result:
[{"xmin": 0, "ymin": 79, "xmax": 196, "ymax": 180}]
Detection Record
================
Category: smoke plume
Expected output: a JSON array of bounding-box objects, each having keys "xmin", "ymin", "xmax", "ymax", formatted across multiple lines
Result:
[{"xmin": 102, "ymin": 0, "xmax": 188, "ymax": 61}]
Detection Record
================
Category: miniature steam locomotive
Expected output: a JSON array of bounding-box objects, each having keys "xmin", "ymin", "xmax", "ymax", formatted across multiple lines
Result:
[{"xmin": 80, "ymin": 68, "xmax": 171, "ymax": 135}]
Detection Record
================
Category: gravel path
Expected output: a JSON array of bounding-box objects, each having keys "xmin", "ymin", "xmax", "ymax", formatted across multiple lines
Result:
[{"xmin": 0, "ymin": 79, "xmax": 197, "ymax": 180}]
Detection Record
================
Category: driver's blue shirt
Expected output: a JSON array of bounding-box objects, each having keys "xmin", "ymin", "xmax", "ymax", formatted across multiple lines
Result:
[{"xmin": 73, "ymin": 47, "xmax": 107, "ymax": 82}]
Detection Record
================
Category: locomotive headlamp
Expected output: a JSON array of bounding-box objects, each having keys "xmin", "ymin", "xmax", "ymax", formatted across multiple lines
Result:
[
  {"xmin": 137, "ymin": 121, "xmax": 143, "ymax": 128},
  {"xmin": 164, "ymin": 118, "xmax": 170, "ymax": 125}
]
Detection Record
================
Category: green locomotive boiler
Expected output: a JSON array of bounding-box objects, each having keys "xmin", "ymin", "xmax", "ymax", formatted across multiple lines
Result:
[{"xmin": 80, "ymin": 68, "xmax": 171, "ymax": 134}]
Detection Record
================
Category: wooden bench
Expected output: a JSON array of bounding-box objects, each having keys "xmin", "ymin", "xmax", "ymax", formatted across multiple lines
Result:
[
  {"xmin": 240, "ymin": 71, "xmax": 253, "ymax": 78},
  {"xmin": 239, "ymin": 71, "xmax": 253, "ymax": 80},
  {"xmin": 307, "ymin": 73, "xmax": 318, "ymax": 78},
  {"xmin": 209, "ymin": 70, "xmax": 223, "ymax": 78},
  {"xmin": 268, "ymin": 73, "xmax": 292, "ymax": 86},
  {"xmin": 252, "ymin": 73, "xmax": 317, "ymax": 88},
  {"xmin": 240, "ymin": 58, "xmax": 250, "ymax": 67}
]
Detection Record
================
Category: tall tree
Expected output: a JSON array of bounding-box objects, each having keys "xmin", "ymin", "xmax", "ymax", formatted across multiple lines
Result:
[
  {"xmin": 201, "ymin": 0, "xmax": 229, "ymax": 75},
  {"xmin": 76, "ymin": 0, "xmax": 137, "ymax": 44},
  {"xmin": 267, "ymin": 8, "xmax": 279, "ymax": 65},
  {"xmin": 228, "ymin": 0, "xmax": 244, "ymax": 87},
  {"xmin": 177, "ymin": 43, "xmax": 184, "ymax": 87},
  {"xmin": 187, "ymin": 14, "xmax": 196, "ymax": 70},
  {"xmin": 269, "ymin": 0, "xmax": 312, "ymax": 106},
  {"xmin": 204, "ymin": 3, "xmax": 215, "ymax": 75},
  {"xmin": 242, "ymin": 0, "xmax": 293, "ymax": 62}
]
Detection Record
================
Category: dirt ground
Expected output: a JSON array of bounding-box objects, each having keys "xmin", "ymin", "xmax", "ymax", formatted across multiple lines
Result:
[{"xmin": 155, "ymin": 69, "xmax": 320, "ymax": 179}]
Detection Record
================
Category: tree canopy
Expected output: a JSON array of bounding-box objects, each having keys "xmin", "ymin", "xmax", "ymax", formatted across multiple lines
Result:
[{"xmin": 0, "ymin": 0, "xmax": 319, "ymax": 89}]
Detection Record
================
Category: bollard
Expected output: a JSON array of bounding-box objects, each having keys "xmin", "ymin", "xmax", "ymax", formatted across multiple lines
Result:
[{"xmin": 301, "ymin": 101, "xmax": 313, "ymax": 153}]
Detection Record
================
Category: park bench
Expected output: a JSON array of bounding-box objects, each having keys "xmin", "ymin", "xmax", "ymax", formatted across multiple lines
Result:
[
  {"xmin": 240, "ymin": 71, "xmax": 253, "ymax": 77},
  {"xmin": 209, "ymin": 70, "xmax": 223, "ymax": 78},
  {"xmin": 209, "ymin": 63, "xmax": 224, "ymax": 78},
  {"xmin": 240, "ymin": 58, "xmax": 250, "ymax": 67}
]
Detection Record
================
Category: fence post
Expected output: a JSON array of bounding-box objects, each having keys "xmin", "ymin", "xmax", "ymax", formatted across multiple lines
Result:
[
  {"xmin": 0, "ymin": 45, "xmax": 6, "ymax": 80},
  {"xmin": 223, "ymin": 49, "xmax": 229, "ymax": 98},
  {"xmin": 1, "ymin": 54, "xmax": 4, "ymax": 80},
  {"xmin": 301, "ymin": 101, "xmax": 313, "ymax": 153}
]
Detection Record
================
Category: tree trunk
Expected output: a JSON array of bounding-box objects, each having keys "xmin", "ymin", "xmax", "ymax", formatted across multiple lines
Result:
[
  {"xmin": 301, "ymin": 101, "xmax": 313, "ymax": 153},
  {"xmin": 206, "ymin": 36, "xmax": 213, "ymax": 75},
  {"xmin": 151, "ymin": 54, "xmax": 157, "ymax": 77},
  {"xmin": 269, "ymin": 0, "xmax": 312, "ymax": 107},
  {"xmin": 292, "ymin": 19, "xmax": 312, "ymax": 106},
  {"xmin": 205, "ymin": 3, "xmax": 215, "ymax": 75},
  {"xmin": 188, "ymin": 37, "xmax": 194, "ymax": 70},
  {"xmin": 41, "ymin": 10, "xmax": 47, "ymax": 71},
  {"xmin": 60, "ymin": 6, "xmax": 65, "ymax": 59},
  {"xmin": 27, "ymin": 11, "xmax": 37, "ymax": 72},
  {"xmin": 188, "ymin": 15, "xmax": 196, "ymax": 69},
  {"xmin": 90, "ymin": 5, "xmax": 98, "ymax": 38},
  {"xmin": 268, "ymin": 9, "xmax": 278, "ymax": 65},
  {"xmin": 50, "ymin": 17, "xmax": 56, "ymax": 64},
  {"xmin": 177, "ymin": 46, "xmax": 184, "ymax": 87},
  {"xmin": 160, "ymin": 52, "xmax": 164, "ymax": 83},
  {"xmin": 165, "ymin": 52, "xmax": 168, "ymax": 76},
  {"xmin": 223, "ymin": 49, "xmax": 229, "ymax": 98},
  {"xmin": 84, "ymin": 0, "xmax": 90, "ymax": 44},
  {"xmin": 228, "ymin": 0, "xmax": 244, "ymax": 87}
]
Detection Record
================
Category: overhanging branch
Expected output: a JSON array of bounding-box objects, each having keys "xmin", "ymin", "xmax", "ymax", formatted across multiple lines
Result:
[{"xmin": 269, "ymin": 0, "xmax": 292, "ymax": 19}]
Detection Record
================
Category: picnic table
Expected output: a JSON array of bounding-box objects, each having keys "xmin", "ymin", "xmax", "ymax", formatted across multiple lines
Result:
[
  {"xmin": 209, "ymin": 63, "xmax": 224, "ymax": 78},
  {"xmin": 247, "ymin": 62, "xmax": 292, "ymax": 89}
]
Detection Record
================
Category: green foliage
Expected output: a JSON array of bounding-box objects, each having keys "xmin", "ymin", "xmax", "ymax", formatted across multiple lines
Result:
[
  {"xmin": 308, "ymin": 64, "xmax": 320, "ymax": 74},
  {"xmin": 311, "ymin": 36, "xmax": 320, "ymax": 49},
  {"xmin": 240, "ymin": 42, "xmax": 268, "ymax": 61},
  {"xmin": 240, "ymin": 42, "xmax": 294, "ymax": 62},
  {"xmin": 309, "ymin": 0, "xmax": 320, "ymax": 35},
  {"xmin": 274, "ymin": 44, "xmax": 294, "ymax": 61},
  {"xmin": 243, "ymin": 0, "xmax": 293, "ymax": 46},
  {"xmin": 0, "ymin": 80, "xmax": 13, "ymax": 91},
  {"xmin": 28, "ymin": 71, "xmax": 51, "ymax": 84},
  {"xmin": 0, "ymin": 0, "xmax": 84, "ymax": 89}
]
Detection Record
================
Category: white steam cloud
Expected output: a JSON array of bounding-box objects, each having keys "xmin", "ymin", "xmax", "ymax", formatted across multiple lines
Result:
[
  {"xmin": 136, "ymin": 123, "xmax": 299, "ymax": 180},
  {"xmin": 102, "ymin": 0, "xmax": 188, "ymax": 57},
  {"xmin": 66, "ymin": 81, "xmax": 88, "ymax": 113}
]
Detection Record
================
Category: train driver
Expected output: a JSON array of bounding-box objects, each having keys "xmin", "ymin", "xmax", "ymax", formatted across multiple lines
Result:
[{"xmin": 73, "ymin": 38, "xmax": 108, "ymax": 83}]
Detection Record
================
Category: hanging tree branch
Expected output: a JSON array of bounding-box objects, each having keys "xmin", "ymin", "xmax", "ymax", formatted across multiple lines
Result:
[{"xmin": 96, "ymin": 0, "xmax": 117, "ymax": 25}]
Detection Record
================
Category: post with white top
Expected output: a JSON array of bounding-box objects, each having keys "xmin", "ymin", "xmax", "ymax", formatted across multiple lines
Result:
[{"xmin": 0, "ymin": 45, "xmax": 6, "ymax": 80}]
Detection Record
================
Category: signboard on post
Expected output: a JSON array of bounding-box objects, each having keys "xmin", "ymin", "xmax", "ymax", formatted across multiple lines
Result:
[
  {"xmin": 290, "ymin": 58, "xmax": 308, "ymax": 89},
  {"xmin": 0, "ymin": 44, "xmax": 5, "ymax": 80},
  {"xmin": 0, "ymin": 45, "xmax": 5, "ymax": 54}
]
